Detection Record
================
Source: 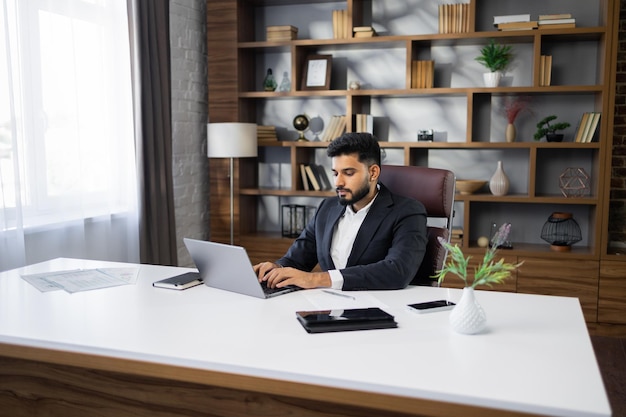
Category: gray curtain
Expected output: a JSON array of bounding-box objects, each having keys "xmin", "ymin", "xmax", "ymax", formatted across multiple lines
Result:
[{"xmin": 135, "ymin": 0, "xmax": 177, "ymax": 266}]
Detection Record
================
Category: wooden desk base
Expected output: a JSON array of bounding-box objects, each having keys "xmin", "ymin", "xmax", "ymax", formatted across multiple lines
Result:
[{"xmin": 0, "ymin": 352, "xmax": 537, "ymax": 417}]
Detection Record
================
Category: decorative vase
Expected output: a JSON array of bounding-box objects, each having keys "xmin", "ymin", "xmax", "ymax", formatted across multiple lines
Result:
[
  {"xmin": 489, "ymin": 160, "xmax": 510, "ymax": 196},
  {"xmin": 505, "ymin": 123, "xmax": 516, "ymax": 142},
  {"xmin": 449, "ymin": 287, "xmax": 487, "ymax": 334},
  {"xmin": 263, "ymin": 68, "xmax": 277, "ymax": 91},
  {"xmin": 483, "ymin": 72, "xmax": 501, "ymax": 87}
]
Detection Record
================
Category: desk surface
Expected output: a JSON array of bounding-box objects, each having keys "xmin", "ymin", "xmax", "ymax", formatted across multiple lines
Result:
[{"xmin": 0, "ymin": 258, "xmax": 611, "ymax": 417}]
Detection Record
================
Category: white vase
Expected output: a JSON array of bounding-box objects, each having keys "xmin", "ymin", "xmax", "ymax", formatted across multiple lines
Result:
[
  {"xmin": 449, "ymin": 287, "xmax": 487, "ymax": 334},
  {"xmin": 505, "ymin": 123, "xmax": 516, "ymax": 142},
  {"xmin": 489, "ymin": 160, "xmax": 510, "ymax": 196},
  {"xmin": 483, "ymin": 72, "xmax": 501, "ymax": 87}
]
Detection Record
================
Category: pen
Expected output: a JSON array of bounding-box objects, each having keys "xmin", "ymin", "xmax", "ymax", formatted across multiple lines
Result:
[{"xmin": 322, "ymin": 289, "xmax": 356, "ymax": 300}]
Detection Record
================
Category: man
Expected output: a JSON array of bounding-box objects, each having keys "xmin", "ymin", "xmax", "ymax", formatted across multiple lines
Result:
[{"xmin": 253, "ymin": 132, "xmax": 427, "ymax": 290}]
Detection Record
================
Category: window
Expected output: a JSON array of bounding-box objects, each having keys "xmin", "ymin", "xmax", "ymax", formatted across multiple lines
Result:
[
  {"xmin": 0, "ymin": 0, "xmax": 136, "ymax": 228},
  {"xmin": 0, "ymin": 0, "xmax": 138, "ymax": 270}
]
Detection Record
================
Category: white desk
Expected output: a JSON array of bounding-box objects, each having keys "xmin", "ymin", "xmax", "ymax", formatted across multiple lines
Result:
[{"xmin": 0, "ymin": 258, "xmax": 611, "ymax": 417}]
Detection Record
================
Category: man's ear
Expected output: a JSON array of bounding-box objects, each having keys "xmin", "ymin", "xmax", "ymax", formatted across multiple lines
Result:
[{"xmin": 369, "ymin": 164, "xmax": 380, "ymax": 182}]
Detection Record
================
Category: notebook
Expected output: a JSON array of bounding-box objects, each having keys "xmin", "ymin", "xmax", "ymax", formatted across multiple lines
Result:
[{"xmin": 183, "ymin": 238, "xmax": 301, "ymax": 299}]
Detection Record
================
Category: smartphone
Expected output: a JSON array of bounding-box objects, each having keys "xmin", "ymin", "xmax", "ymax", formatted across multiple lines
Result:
[{"xmin": 407, "ymin": 300, "xmax": 455, "ymax": 314}]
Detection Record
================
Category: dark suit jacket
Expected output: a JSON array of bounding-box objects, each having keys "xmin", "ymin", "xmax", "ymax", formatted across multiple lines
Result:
[{"xmin": 277, "ymin": 184, "xmax": 427, "ymax": 290}]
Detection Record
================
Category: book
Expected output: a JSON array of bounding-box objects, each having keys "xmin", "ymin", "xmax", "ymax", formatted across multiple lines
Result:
[
  {"xmin": 304, "ymin": 165, "xmax": 321, "ymax": 191},
  {"xmin": 493, "ymin": 14, "xmax": 531, "ymax": 25},
  {"xmin": 539, "ymin": 13, "xmax": 572, "ymax": 20},
  {"xmin": 266, "ymin": 25, "xmax": 298, "ymax": 41},
  {"xmin": 539, "ymin": 55, "xmax": 552, "ymax": 86},
  {"xmin": 152, "ymin": 272, "xmax": 203, "ymax": 290},
  {"xmin": 257, "ymin": 125, "xmax": 278, "ymax": 143},
  {"xmin": 332, "ymin": 9, "xmax": 349, "ymax": 39},
  {"xmin": 538, "ymin": 22, "xmax": 576, "ymax": 29},
  {"xmin": 300, "ymin": 164, "xmax": 310, "ymax": 191},
  {"xmin": 574, "ymin": 112, "xmax": 591, "ymax": 143},
  {"xmin": 354, "ymin": 30, "xmax": 376, "ymax": 38},
  {"xmin": 579, "ymin": 112, "xmax": 597, "ymax": 143},
  {"xmin": 411, "ymin": 60, "xmax": 434, "ymax": 88},
  {"xmin": 321, "ymin": 116, "xmax": 340, "ymax": 142},
  {"xmin": 327, "ymin": 115, "xmax": 346, "ymax": 141},
  {"xmin": 438, "ymin": 3, "xmax": 470, "ymax": 34},
  {"xmin": 313, "ymin": 164, "xmax": 333, "ymax": 190},
  {"xmin": 355, "ymin": 114, "xmax": 374, "ymax": 133},
  {"xmin": 266, "ymin": 25, "xmax": 297, "ymax": 32},
  {"xmin": 537, "ymin": 18, "xmax": 575, "ymax": 25},
  {"xmin": 497, "ymin": 21, "xmax": 538, "ymax": 31},
  {"xmin": 584, "ymin": 112, "xmax": 601, "ymax": 143}
]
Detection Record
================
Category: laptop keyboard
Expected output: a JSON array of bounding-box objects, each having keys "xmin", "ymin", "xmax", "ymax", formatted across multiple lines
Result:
[{"xmin": 260, "ymin": 280, "xmax": 298, "ymax": 295}]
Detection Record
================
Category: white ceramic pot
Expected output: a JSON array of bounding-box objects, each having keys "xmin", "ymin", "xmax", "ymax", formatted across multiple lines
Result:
[
  {"xmin": 449, "ymin": 287, "xmax": 487, "ymax": 334},
  {"xmin": 483, "ymin": 72, "xmax": 502, "ymax": 87}
]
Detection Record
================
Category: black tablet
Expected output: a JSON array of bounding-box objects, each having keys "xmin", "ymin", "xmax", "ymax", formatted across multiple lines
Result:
[{"xmin": 296, "ymin": 307, "xmax": 397, "ymax": 333}]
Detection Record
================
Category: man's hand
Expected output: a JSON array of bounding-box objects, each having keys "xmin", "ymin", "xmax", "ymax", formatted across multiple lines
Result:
[{"xmin": 253, "ymin": 262, "xmax": 331, "ymax": 289}]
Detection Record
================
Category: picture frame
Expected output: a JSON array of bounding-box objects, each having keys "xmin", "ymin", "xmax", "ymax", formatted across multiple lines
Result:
[{"xmin": 301, "ymin": 55, "xmax": 332, "ymax": 90}]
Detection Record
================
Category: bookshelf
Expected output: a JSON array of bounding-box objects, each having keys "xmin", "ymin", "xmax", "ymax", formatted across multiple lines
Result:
[{"xmin": 207, "ymin": 0, "xmax": 622, "ymax": 332}]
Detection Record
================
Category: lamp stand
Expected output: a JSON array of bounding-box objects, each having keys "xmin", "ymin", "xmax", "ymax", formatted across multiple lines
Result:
[{"xmin": 229, "ymin": 157, "xmax": 235, "ymax": 245}]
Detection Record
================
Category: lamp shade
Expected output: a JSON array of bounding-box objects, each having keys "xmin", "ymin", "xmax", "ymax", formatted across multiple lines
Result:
[{"xmin": 207, "ymin": 122, "xmax": 258, "ymax": 158}]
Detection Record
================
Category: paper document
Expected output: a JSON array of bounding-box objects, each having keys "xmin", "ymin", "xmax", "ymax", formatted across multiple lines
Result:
[{"xmin": 21, "ymin": 267, "xmax": 140, "ymax": 293}]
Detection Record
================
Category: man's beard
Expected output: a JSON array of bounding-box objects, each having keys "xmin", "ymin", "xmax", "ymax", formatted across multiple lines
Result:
[{"xmin": 337, "ymin": 181, "xmax": 370, "ymax": 206}]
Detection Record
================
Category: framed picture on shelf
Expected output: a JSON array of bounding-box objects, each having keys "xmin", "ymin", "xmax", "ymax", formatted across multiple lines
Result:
[{"xmin": 301, "ymin": 55, "xmax": 332, "ymax": 90}]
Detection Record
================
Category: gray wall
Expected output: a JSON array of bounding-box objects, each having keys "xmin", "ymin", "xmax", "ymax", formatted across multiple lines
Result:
[{"xmin": 170, "ymin": 0, "xmax": 209, "ymax": 266}]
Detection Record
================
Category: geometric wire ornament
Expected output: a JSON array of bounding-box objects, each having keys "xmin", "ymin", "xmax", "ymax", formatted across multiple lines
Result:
[{"xmin": 559, "ymin": 167, "xmax": 590, "ymax": 197}]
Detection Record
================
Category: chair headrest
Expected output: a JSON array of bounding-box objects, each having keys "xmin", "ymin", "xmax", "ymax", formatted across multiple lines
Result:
[{"xmin": 379, "ymin": 165, "xmax": 455, "ymax": 218}]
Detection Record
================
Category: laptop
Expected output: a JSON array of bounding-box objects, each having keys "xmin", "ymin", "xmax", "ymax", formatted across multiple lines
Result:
[{"xmin": 183, "ymin": 238, "xmax": 302, "ymax": 299}]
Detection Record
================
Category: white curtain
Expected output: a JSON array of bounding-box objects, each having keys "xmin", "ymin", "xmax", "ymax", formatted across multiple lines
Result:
[{"xmin": 0, "ymin": 0, "xmax": 139, "ymax": 271}]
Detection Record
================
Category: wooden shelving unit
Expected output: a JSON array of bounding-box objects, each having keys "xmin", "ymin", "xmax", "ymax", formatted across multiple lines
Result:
[{"xmin": 207, "ymin": 0, "xmax": 625, "ymax": 333}]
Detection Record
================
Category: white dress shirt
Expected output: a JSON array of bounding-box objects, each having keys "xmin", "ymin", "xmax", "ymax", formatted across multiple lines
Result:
[{"xmin": 328, "ymin": 192, "xmax": 378, "ymax": 289}]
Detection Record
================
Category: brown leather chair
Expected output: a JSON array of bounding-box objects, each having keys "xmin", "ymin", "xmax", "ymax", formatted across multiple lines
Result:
[{"xmin": 379, "ymin": 165, "xmax": 456, "ymax": 286}]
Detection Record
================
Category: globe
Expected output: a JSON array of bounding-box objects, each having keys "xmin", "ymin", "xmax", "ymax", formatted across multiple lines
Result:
[{"xmin": 293, "ymin": 114, "xmax": 309, "ymax": 141}]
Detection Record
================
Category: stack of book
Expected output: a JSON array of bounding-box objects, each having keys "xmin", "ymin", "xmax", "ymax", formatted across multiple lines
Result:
[
  {"xmin": 438, "ymin": 3, "xmax": 470, "ymax": 34},
  {"xmin": 257, "ymin": 125, "xmax": 278, "ymax": 143},
  {"xmin": 493, "ymin": 14, "xmax": 537, "ymax": 31},
  {"xmin": 321, "ymin": 115, "xmax": 347, "ymax": 142},
  {"xmin": 538, "ymin": 14, "xmax": 575, "ymax": 29},
  {"xmin": 539, "ymin": 55, "xmax": 552, "ymax": 86},
  {"xmin": 353, "ymin": 26, "xmax": 376, "ymax": 38},
  {"xmin": 574, "ymin": 112, "xmax": 601, "ymax": 143},
  {"xmin": 300, "ymin": 164, "xmax": 332, "ymax": 191},
  {"xmin": 332, "ymin": 9, "xmax": 350, "ymax": 39},
  {"xmin": 266, "ymin": 25, "xmax": 298, "ymax": 41},
  {"xmin": 355, "ymin": 114, "xmax": 373, "ymax": 134},
  {"xmin": 411, "ymin": 60, "xmax": 434, "ymax": 89}
]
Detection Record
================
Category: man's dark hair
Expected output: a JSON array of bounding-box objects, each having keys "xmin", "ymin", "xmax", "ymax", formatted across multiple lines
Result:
[{"xmin": 326, "ymin": 132, "xmax": 381, "ymax": 167}]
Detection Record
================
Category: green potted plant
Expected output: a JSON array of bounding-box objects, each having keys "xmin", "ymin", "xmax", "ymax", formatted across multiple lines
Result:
[
  {"xmin": 475, "ymin": 39, "xmax": 513, "ymax": 87},
  {"xmin": 533, "ymin": 115, "xmax": 571, "ymax": 142}
]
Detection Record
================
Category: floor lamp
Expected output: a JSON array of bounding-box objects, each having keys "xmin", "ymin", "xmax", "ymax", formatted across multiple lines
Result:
[{"xmin": 207, "ymin": 122, "xmax": 258, "ymax": 245}]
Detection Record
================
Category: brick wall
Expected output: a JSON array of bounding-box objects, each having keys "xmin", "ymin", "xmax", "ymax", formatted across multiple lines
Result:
[
  {"xmin": 170, "ymin": 0, "xmax": 209, "ymax": 267},
  {"xmin": 611, "ymin": 0, "xmax": 626, "ymax": 246}
]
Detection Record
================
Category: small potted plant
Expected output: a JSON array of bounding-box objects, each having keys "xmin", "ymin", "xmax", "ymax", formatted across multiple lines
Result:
[
  {"xmin": 533, "ymin": 115, "xmax": 571, "ymax": 142},
  {"xmin": 434, "ymin": 223, "xmax": 523, "ymax": 334},
  {"xmin": 475, "ymin": 39, "xmax": 513, "ymax": 87}
]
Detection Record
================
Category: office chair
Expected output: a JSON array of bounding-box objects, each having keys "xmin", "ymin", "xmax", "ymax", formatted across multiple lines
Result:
[{"xmin": 379, "ymin": 165, "xmax": 456, "ymax": 286}]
